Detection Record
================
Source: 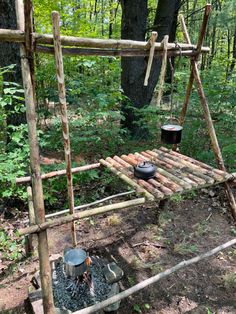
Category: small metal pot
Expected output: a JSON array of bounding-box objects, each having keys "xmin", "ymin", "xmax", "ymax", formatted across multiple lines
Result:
[
  {"xmin": 64, "ymin": 248, "xmax": 88, "ymax": 279},
  {"xmin": 134, "ymin": 161, "xmax": 156, "ymax": 180},
  {"xmin": 161, "ymin": 124, "xmax": 183, "ymax": 144}
]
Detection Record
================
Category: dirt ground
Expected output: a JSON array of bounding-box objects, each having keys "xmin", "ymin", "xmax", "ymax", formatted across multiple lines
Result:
[{"xmin": 0, "ymin": 186, "xmax": 236, "ymax": 314}]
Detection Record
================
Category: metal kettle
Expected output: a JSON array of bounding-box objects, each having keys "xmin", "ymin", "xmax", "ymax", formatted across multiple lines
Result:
[{"xmin": 134, "ymin": 161, "xmax": 156, "ymax": 180}]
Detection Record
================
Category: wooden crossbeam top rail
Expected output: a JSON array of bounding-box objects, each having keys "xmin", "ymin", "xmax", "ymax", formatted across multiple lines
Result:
[
  {"xmin": 0, "ymin": 29, "xmax": 210, "ymax": 53},
  {"xmin": 0, "ymin": 29, "xmax": 25, "ymax": 41},
  {"xmin": 36, "ymin": 45, "xmax": 203, "ymax": 58},
  {"xmin": 34, "ymin": 33, "xmax": 210, "ymax": 52}
]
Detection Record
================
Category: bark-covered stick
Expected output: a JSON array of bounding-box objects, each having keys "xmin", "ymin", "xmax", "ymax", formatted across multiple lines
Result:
[
  {"xmin": 178, "ymin": 5, "xmax": 211, "ymax": 128},
  {"xmin": 15, "ymin": 0, "xmax": 55, "ymax": 313},
  {"xmin": 22, "ymin": 190, "xmax": 135, "ymax": 222},
  {"xmin": 52, "ymin": 11, "xmax": 76, "ymax": 246},
  {"xmin": 0, "ymin": 28, "xmax": 211, "ymax": 53},
  {"xmin": 156, "ymin": 35, "xmax": 169, "ymax": 106},
  {"xmin": 192, "ymin": 61, "xmax": 236, "ymax": 221},
  {"xmin": 33, "ymin": 32, "xmax": 210, "ymax": 51},
  {"xmin": 16, "ymin": 163, "xmax": 101, "ymax": 184},
  {"xmin": 178, "ymin": 15, "xmax": 193, "ymax": 128},
  {"xmin": 18, "ymin": 198, "xmax": 146, "ymax": 236},
  {"xmin": 36, "ymin": 45, "xmax": 208, "ymax": 57},
  {"xmin": 73, "ymin": 238, "xmax": 236, "ymax": 314},
  {"xmin": 144, "ymin": 31, "xmax": 158, "ymax": 86}
]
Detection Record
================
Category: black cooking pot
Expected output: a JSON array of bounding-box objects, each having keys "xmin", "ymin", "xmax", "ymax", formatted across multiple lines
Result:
[
  {"xmin": 161, "ymin": 124, "xmax": 183, "ymax": 144},
  {"xmin": 134, "ymin": 161, "xmax": 156, "ymax": 180}
]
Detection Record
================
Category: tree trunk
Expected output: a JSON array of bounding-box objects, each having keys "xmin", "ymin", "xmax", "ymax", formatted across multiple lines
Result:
[
  {"xmin": 0, "ymin": 0, "xmax": 26, "ymax": 127},
  {"xmin": 120, "ymin": 0, "xmax": 181, "ymax": 138}
]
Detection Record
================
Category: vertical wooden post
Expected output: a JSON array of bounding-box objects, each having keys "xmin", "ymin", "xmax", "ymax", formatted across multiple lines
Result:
[
  {"xmin": 15, "ymin": 1, "xmax": 55, "ymax": 313},
  {"xmin": 51, "ymin": 11, "xmax": 77, "ymax": 246}
]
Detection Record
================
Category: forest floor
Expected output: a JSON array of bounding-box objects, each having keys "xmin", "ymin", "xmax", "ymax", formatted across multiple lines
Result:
[{"xmin": 0, "ymin": 185, "xmax": 236, "ymax": 314}]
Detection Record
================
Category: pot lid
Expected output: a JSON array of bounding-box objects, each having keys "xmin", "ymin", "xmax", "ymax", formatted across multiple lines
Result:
[
  {"xmin": 161, "ymin": 124, "xmax": 183, "ymax": 131},
  {"xmin": 136, "ymin": 161, "xmax": 155, "ymax": 169},
  {"xmin": 64, "ymin": 248, "xmax": 87, "ymax": 266}
]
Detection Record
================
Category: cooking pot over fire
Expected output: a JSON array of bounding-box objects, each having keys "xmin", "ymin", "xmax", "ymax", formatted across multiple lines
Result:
[{"xmin": 64, "ymin": 248, "xmax": 91, "ymax": 279}]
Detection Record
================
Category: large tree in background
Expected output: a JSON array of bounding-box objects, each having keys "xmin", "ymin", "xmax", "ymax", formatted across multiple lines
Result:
[
  {"xmin": 0, "ymin": 0, "xmax": 25, "ymax": 127},
  {"xmin": 121, "ymin": 0, "xmax": 181, "ymax": 138}
]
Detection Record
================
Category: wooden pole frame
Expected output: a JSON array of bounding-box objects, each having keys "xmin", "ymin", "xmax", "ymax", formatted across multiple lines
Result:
[
  {"xmin": 15, "ymin": 1, "xmax": 55, "ymax": 313},
  {"xmin": 0, "ymin": 2, "xmax": 235, "ymax": 314},
  {"xmin": 0, "ymin": 28, "xmax": 210, "ymax": 52},
  {"xmin": 15, "ymin": 162, "xmax": 101, "ymax": 184},
  {"xmin": 19, "ymin": 197, "xmax": 146, "ymax": 236},
  {"xmin": 176, "ymin": 5, "xmax": 236, "ymax": 220},
  {"xmin": 51, "ymin": 11, "xmax": 77, "ymax": 247}
]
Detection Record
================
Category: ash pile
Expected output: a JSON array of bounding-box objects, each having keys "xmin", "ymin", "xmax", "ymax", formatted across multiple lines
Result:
[{"xmin": 52, "ymin": 248, "xmax": 124, "ymax": 313}]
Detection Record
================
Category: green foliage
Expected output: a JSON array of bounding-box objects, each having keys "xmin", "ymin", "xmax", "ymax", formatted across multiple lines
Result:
[
  {"xmin": 0, "ymin": 66, "xmax": 29, "ymax": 201},
  {"xmin": 133, "ymin": 304, "xmax": 142, "ymax": 313},
  {"xmin": 34, "ymin": 0, "xmax": 121, "ymax": 38},
  {"xmin": 0, "ymin": 229, "xmax": 24, "ymax": 261}
]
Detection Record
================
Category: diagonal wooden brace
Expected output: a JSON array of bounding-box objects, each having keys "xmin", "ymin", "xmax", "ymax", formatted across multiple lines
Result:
[{"xmin": 177, "ymin": 5, "xmax": 236, "ymax": 221}]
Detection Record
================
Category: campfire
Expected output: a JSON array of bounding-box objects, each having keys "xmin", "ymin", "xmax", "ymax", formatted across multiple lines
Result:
[
  {"xmin": 63, "ymin": 248, "xmax": 92, "ymax": 298},
  {"xmin": 49, "ymin": 248, "xmax": 123, "ymax": 312}
]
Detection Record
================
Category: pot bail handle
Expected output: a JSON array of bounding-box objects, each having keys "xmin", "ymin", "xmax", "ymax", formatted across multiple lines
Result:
[{"xmin": 164, "ymin": 116, "xmax": 180, "ymax": 125}]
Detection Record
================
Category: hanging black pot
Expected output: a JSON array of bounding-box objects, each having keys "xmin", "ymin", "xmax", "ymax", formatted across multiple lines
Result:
[
  {"xmin": 134, "ymin": 161, "xmax": 156, "ymax": 180},
  {"xmin": 161, "ymin": 124, "xmax": 183, "ymax": 144},
  {"xmin": 161, "ymin": 118, "xmax": 183, "ymax": 145}
]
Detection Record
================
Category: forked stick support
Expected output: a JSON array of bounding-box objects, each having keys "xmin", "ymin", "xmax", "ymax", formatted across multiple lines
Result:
[
  {"xmin": 156, "ymin": 35, "xmax": 169, "ymax": 107},
  {"xmin": 144, "ymin": 31, "xmax": 158, "ymax": 86}
]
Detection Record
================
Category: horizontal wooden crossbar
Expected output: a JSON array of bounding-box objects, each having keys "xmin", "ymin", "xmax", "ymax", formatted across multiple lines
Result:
[
  {"xmin": 36, "ymin": 45, "xmax": 202, "ymax": 58},
  {"xmin": 19, "ymin": 197, "xmax": 146, "ymax": 236},
  {"xmin": 16, "ymin": 162, "xmax": 101, "ymax": 184},
  {"xmin": 0, "ymin": 29, "xmax": 210, "ymax": 53}
]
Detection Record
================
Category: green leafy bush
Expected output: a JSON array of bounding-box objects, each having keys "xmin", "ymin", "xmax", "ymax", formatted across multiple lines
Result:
[
  {"xmin": 0, "ymin": 66, "xmax": 29, "ymax": 201},
  {"xmin": 0, "ymin": 229, "xmax": 24, "ymax": 261}
]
